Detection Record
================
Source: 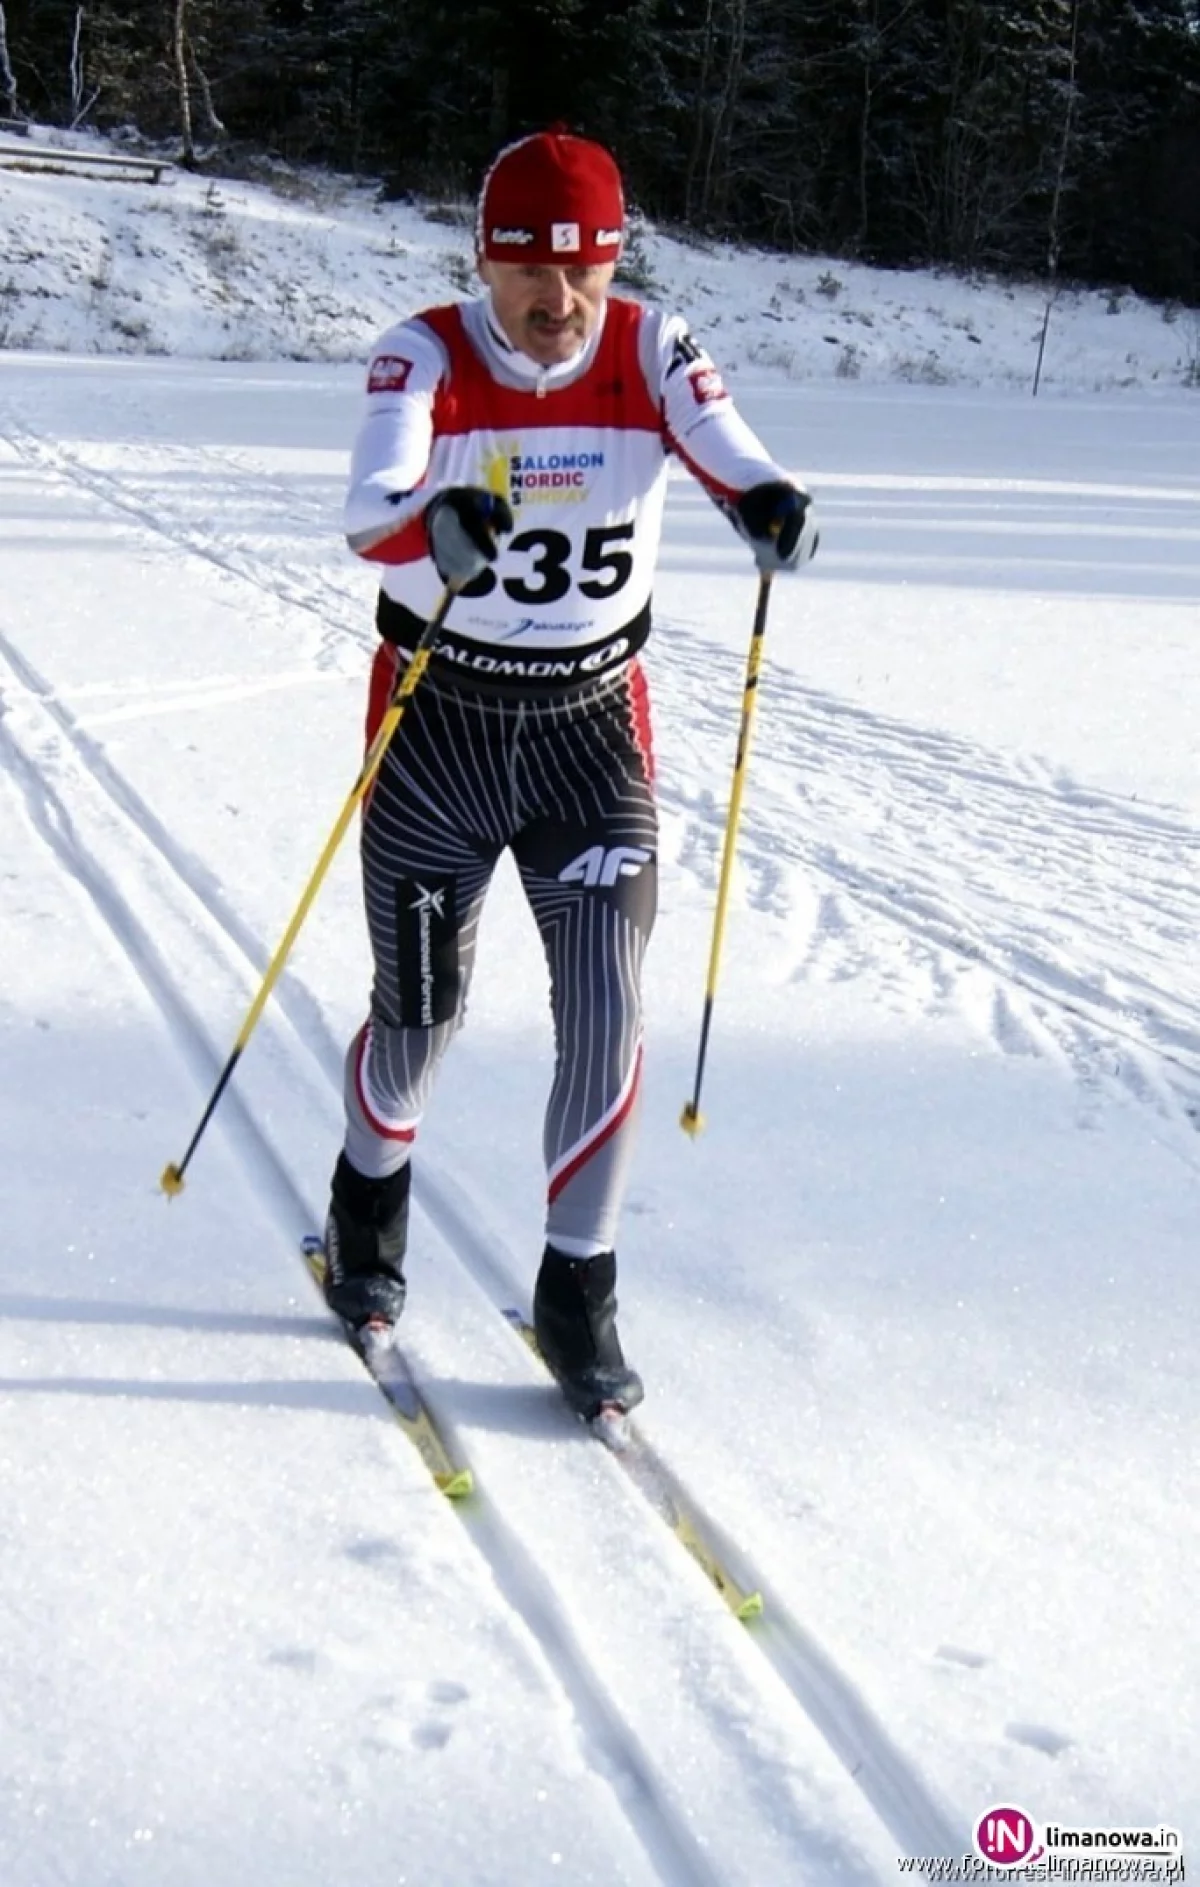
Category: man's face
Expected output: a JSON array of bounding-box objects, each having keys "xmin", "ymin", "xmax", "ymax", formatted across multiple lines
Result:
[{"xmin": 479, "ymin": 258, "xmax": 616, "ymax": 365}]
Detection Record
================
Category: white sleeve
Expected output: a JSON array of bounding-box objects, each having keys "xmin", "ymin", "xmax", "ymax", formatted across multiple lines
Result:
[
  {"xmin": 641, "ymin": 309, "xmax": 799, "ymax": 503},
  {"xmin": 343, "ymin": 319, "xmax": 447, "ymax": 557}
]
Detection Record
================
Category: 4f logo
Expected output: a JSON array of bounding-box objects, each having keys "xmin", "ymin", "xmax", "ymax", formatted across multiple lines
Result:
[
  {"xmin": 559, "ymin": 846, "xmax": 652, "ymax": 889},
  {"xmin": 409, "ymin": 884, "xmax": 447, "ymax": 918}
]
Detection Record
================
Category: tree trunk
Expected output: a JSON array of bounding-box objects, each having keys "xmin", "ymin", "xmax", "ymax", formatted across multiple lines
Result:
[
  {"xmin": 69, "ymin": 6, "xmax": 84, "ymax": 124},
  {"xmin": 701, "ymin": 0, "xmax": 746, "ymax": 226},
  {"xmin": 0, "ymin": 3, "xmax": 19, "ymax": 120},
  {"xmin": 684, "ymin": 0, "xmax": 718, "ymax": 224},
  {"xmin": 1033, "ymin": 0, "xmax": 1082, "ymax": 397},
  {"xmin": 174, "ymin": 0, "xmax": 196, "ymax": 166},
  {"xmin": 187, "ymin": 35, "xmax": 226, "ymax": 140}
]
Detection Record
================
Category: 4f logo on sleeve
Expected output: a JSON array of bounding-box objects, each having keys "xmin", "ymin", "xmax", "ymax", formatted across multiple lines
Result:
[
  {"xmin": 559, "ymin": 845, "xmax": 653, "ymax": 888},
  {"xmin": 668, "ymin": 332, "xmax": 705, "ymax": 376},
  {"xmin": 367, "ymin": 354, "xmax": 414, "ymax": 394}
]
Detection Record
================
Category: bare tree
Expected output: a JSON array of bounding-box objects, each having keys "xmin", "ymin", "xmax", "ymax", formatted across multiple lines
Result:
[
  {"xmin": 701, "ymin": 0, "xmax": 748, "ymax": 224},
  {"xmin": 683, "ymin": 0, "xmax": 720, "ymax": 224},
  {"xmin": 1033, "ymin": 0, "xmax": 1082, "ymax": 395},
  {"xmin": 847, "ymin": 0, "xmax": 924, "ymax": 253},
  {"xmin": 70, "ymin": 6, "xmax": 84, "ymax": 121},
  {"xmin": 65, "ymin": 6, "xmax": 100, "ymax": 127},
  {"xmin": 174, "ymin": 0, "xmax": 196, "ymax": 164},
  {"xmin": 0, "ymin": 3, "xmax": 19, "ymax": 120},
  {"xmin": 188, "ymin": 33, "xmax": 225, "ymax": 142}
]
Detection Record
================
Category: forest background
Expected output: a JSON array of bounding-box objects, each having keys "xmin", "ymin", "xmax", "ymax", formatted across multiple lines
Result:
[{"xmin": 0, "ymin": 1, "xmax": 1198, "ymax": 307}]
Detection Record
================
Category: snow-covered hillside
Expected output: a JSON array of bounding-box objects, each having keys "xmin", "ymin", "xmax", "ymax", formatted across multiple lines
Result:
[
  {"xmin": 2, "ymin": 122, "xmax": 1199, "ymax": 392},
  {"xmin": 1, "ymin": 128, "xmax": 1198, "ymax": 1887}
]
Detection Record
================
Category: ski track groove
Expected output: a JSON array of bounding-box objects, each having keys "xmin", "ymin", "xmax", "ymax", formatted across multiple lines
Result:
[
  {"xmin": 3, "ymin": 416, "xmax": 374, "ymax": 671},
  {"xmin": 420, "ymin": 1173, "xmax": 962, "ymax": 1861},
  {"xmin": 0, "ymin": 569, "xmax": 961, "ymax": 1867},
  {"xmin": 0, "ymin": 662, "xmax": 730, "ymax": 1887},
  {"xmin": 0, "ymin": 619, "xmax": 339, "ymax": 1062}
]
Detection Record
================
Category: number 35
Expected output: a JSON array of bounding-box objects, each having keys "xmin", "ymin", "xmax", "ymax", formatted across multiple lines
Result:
[{"xmin": 459, "ymin": 522, "xmax": 635, "ymax": 603}]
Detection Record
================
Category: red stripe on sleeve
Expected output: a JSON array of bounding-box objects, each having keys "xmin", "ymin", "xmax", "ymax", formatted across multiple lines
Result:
[
  {"xmin": 359, "ymin": 512, "xmax": 430, "ymax": 566},
  {"xmin": 665, "ymin": 424, "xmax": 742, "ymax": 504}
]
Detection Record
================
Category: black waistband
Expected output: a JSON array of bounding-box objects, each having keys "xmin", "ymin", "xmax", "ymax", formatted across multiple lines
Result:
[{"xmin": 376, "ymin": 593, "xmax": 651, "ymax": 697}]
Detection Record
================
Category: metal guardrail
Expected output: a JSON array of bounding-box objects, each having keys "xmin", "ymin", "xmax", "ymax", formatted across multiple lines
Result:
[{"xmin": 0, "ymin": 139, "xmax": 171, "ymax": 183}]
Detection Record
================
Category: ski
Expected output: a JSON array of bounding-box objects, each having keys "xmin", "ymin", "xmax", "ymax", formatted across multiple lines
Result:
[
  {"xmin": 302, "ymin": 1236, "xmax": 474, "ymax": 1500},
  {"xmin": 503, "ymin": 1308, "xmax": 763, "ymax": 1621}
]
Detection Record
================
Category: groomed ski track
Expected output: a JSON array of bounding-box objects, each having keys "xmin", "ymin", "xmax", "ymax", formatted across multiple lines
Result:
[
  {"xmin": 0, "ymin": 440, "xmax": 959, "ymax": 1880},
  {"xmin": 3, "ymin": 386, "xmax": 1197, "ymax": 1877}
]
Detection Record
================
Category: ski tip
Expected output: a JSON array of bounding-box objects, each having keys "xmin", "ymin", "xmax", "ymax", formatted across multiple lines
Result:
[{"xmin": 736, "ymin": 1591, "xmax": 765, "ymax": 1622}]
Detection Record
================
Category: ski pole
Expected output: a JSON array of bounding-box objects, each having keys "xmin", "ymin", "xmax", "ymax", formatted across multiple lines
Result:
[
  {"xmin": 161, "ymin": 586, "xmax": 457, "ymax": 1198},
  {"xmin": 680, "ymin": 572, "xmax": 774, "ymax": 1138}
]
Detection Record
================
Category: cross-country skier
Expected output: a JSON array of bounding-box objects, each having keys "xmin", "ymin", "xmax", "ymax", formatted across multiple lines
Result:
[{"xmin": 323, "ymin": 127, "xmax": 818, "ymax": 1418}]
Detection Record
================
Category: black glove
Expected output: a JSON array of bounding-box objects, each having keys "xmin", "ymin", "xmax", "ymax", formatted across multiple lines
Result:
[
  {"xmin": 425, "ymin": 487, "xmax": 515, "ymax": 586},
  {"xmin": 733, "ymin": 481, "xmax": 819, "ymax": 572}
]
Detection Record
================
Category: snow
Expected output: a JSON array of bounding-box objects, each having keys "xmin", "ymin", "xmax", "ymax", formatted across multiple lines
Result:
[
  {"xmin": 1, "ymin": 135, "xmax": 1198, "ymax": 1885},
  {"xmin": 3, "ymin": 122, "xmax": 1198, "ymax": 395}
]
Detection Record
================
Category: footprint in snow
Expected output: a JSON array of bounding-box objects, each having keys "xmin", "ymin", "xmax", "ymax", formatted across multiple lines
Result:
[
  {"xmin": 363, "ymin": 1680, "xmax": 471, "ymax": 1756},
  {"xmin": 991, "ymin": 987, "xmax": 1042, "ymax": 1057},
  {"xmin": 265, "ymin": 1645, "xmax": 321, "ymax": 1675},
  {"xmin": 427, "ymin": 1679, "xmax": 470, "ymax": 1707},
  {"xmin": 343, "ymin": 1535, "xmax": 404, "ymax": 1567},
  {"xmin": 934, "ymin": 1643, "xmax": 989, "ymax": 1670},
  {"xmin": 1005, "ymin": 1721, "xmax": 1074, "ymax": 1758}
]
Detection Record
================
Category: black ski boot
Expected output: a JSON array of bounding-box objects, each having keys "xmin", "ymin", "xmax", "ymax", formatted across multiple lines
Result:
[
  {"xmin": 533, "ymin": 1247, "xmax": 644, "ymax": 1420},
  {"xmin": 323, "ymin": 1154, "xmax": 410, "ymax": 1330}
]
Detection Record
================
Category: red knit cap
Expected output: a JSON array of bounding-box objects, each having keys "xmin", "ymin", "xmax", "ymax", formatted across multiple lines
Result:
[{"xmin": 478, "ymin": 130, "xmax": 624, "ymax": 266}]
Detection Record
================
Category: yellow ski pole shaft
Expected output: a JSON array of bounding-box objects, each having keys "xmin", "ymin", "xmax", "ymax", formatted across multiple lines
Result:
[
  {"xmin": 161, "ymin": 586, "xmax": 456, "ymax": 1197},
  {"xmin": 680, "ymin": 573, "xmax": 774, "ymax": 1138}
]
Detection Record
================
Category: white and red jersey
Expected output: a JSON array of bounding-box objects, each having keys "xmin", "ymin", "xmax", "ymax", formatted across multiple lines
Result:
[{"xmin": 345, "ymin": 293, "xmax": 793, "ymax": 687}]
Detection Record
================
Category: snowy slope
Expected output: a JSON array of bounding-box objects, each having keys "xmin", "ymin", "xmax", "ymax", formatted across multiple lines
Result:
[
  {"xmin": 1, "ymin": 141, "xmax": 1198, "ymax": 1886},
  {"xmin": 2, "ymin": 121, "xmax": 1199, "ymax": 393}
]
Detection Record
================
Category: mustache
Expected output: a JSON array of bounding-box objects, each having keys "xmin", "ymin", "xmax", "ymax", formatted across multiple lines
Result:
[{"xmin": 528, "ymin": 308, "xmax": 585, "ymax": 328}]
